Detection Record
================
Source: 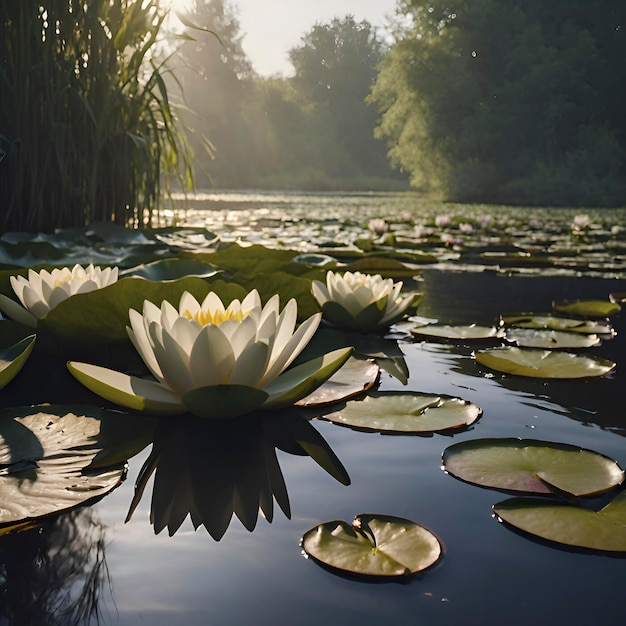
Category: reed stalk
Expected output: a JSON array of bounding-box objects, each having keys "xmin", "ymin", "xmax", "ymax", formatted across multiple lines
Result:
[{"xmin": 0, "ymin": 0, "xmax": 192, "ymax": 232}]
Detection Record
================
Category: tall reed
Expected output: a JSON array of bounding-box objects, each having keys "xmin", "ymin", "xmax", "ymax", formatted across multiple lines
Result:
[{"xmin": 0, "ymin": 0, "xmax": 192, "ymax": 232}]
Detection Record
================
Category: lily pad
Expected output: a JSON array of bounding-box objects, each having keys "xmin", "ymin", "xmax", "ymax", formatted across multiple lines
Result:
[
  {"xmin": 321, "ymin": 391, "xmax": 481, "ymax": 433},
  {"xmin": 0, "ymin": 405, "xmax": 154, "ymax": 529},
  {"xmin": 442, "ymin": 438, "xmax": 624, "ymax": 496},
  {"xmin": 501, "ymin": 314, "xmax": 614, "ymax": 335},
  {"xmin": 301, "ymin": 513, "xmax": 442, "ymax": 577},
  {"xmin": 552, "ymin": 299, "xmax": 621, "ymax": 318},
  {"xmin": 494, "ymin": 489, "xmax": 626, "ymax": 552},
  {"xmin": 474, "ymin": 347, "xmax": 616, "ymax": 378},
  {"xmin": 121, "ymin": 258, "xmax": 219, "ymax": 281},
  {"xmin": 504, "ymin": 328, "xmax": 600, "ymax": 349},
  {"xmin": 296, "ymin": 357, "xmax": 380, "ymax": 407},
  {"xmin": 0, "ymin": 334, "xmax": 35, "ymax": 389},
  {"xmin": 410, "ymin": 324, "xmax": 504, "ymax": 340}
]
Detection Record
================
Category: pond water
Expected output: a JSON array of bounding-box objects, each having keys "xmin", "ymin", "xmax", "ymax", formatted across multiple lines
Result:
[{"xmin": 1, "ymin": 192, "xmax": 625, "ymax": 625}]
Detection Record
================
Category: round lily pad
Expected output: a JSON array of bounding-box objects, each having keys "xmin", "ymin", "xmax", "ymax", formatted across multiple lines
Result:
[
  {"xmin": 504, "ymin": 328, "xmax": 600, "ymax": 349},
  {"xmin": 0, "ymin": 406, "xmax": 154, "ymax": 530},
  {"xmin": 321, "ymin": 391, "xmax": 481, "ymax": 433},
  {"xmin": 501, "ymin": 314, "xmax": 614, "ymax": 335},
  {"xmin": 474, "ymin": 347, "xmax": 616, "ymax": 378},
  {"xmin": 301, "ymin": 513, "xmax": 442, "ymax": 577},
  {"xmin": 410, "ymin": 324, "xmax": 503, "ymax": 340},
  {"xmin": 296, "ymin": 357, "xmax": 380, "ymax": 407},
  {"xmin": 442, "ymin": 438, "xmax": 624, "ymax": 496},
  {"xmin": 494, "ymin": 489, "xmax": 626, "ymax": 552},
  {"xmin": 552, "ymin": 299, "xmax": 621, "ymax": 318}
]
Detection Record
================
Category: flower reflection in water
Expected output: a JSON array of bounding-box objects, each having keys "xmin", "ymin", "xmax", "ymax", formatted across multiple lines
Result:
[{"xmin": 126, "ymin": 411, "xmax": 350, "ymax": 539}]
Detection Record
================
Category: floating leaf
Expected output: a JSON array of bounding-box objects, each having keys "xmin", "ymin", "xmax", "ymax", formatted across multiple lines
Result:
[
  {"xmin": 553, "ymin": 299, "xmax": 621, "ymax": 318},
  {"xmin": 0, "ymin": 406, "xmax": 154, "ymax": 530},
  {"xmin": 344, "ymin": 257, "xmax": 419, "ymax": 278},
  {"xmin": 474, "ymin": 347, "xmax": 615, "ymax": 378},
  {"xmin": 0, "ymin": 335, "xmax": 35, "ymax": 389},
  {"xmin": 504, "ymin": 328, "xmax": 600, "ymax": 349},
  {"xmin": 442, "ymin": 438, "xmax": 624, "ymax": 496},
  {"xmin": 494, "ymin": 490, "xmax": 626, "ymax": 552},
  {"xmin": 501, "ymin": 314, "xmax": 614, "ymax": 335},
  {"xmin": 411, "ymin": 324, "xmax": 503, "ymax": 340},
  {"xmin": 121, "ymin": 258, "xmax": 218, "ymax": 281},
  {"xmin": 322, "ymin": 391, "xmax": 481, "ymax": 433},
  {"xmin": 296, "ymin": 357, "xmax": 380, "ymax": 407},
  {"xmin": 301, "ymin": 513, "xmax": 441, "ymax": 577},
  {"xmin": 292, "ymin": 253, "xmax": 337, "ymax": 267}
]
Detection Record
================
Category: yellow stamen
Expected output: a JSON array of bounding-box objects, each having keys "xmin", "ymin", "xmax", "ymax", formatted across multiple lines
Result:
[
  {"xmin": 183, "ymin": 308, "xmax": 245, "ymax": 326},
  {"xmin": 54, "ymin": 275, "xmax": 86, "ymax": 287}
]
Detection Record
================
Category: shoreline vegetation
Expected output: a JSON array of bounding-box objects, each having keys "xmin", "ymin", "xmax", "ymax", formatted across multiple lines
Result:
[{"xmin": 1, "ymin": 1, "xmax": 625, "ymax": 234}]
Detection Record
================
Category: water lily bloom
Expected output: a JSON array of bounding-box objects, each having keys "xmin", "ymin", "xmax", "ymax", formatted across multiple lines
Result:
[
  {"xmin": 368, "ymin": 218, "xmax": 390, "ymax": 235},
  {"xmin": 0, "ymin": 264, "xmax": 118, "ymax": 328},
  {"xmin": 311, "ymin": 270, "xmax": 414, "ymax": 333},
  {"xmin": 68, "ymin": 289, "xmax": 352, "ymax": 419}
]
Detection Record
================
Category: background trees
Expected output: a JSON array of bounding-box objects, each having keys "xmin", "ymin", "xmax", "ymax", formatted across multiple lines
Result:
[
  {"xmin": 174, "ymin": 4, "xmax": 403, "ymax": 190},
  {"xmin": 370, "ymin": 0, "xmax": 626, "ymax": 206}
]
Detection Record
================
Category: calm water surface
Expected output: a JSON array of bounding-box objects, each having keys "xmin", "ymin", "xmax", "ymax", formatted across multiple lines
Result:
[{"xmin": 1, "ymin": 193, "xmax": 625, "ymax": 625}]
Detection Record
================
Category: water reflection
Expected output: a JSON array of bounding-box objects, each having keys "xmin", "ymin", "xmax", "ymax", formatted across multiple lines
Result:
[
  {"xmin": 125, "ymin": 412, "xmax": 350, "ymax": 539},
  {"xmin": 0, "ymin": 508, "xmax": 110, "ymax": 625}
]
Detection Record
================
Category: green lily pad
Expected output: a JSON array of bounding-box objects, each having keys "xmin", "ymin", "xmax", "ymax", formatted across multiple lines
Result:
[
  {"xmin": 474, "ymin": 347, "xmax": 616, "ymax": 378},
  {"xmin": 344, "ymin": 257, "xmax": 419, "ymax": 279},
  {"xmin": 504, "ymin": 328, "xmax": 600, "ymax": 349},
  {"xmin": 322, "ymin": 391, "xmax": 482, "ymax": 433},
  {"xmin": 0, "ymin": 405, "xmax": 154, "ymax": 530},
  {"xmin": 292, "ymin": 253, "xmax": 337, "ymax": 267},
  {"xmin": 121, "ymin": 258, "xmax": 219, "ymax": 281},
  {"xmin": 0, "ymin": 334, "xmax": 35, "ymax": 389},
  {"xmin": 410, "ymin": 324, "xmax": 503, "ymax": 340},
  {"xmin": 552, "ymin": 299, "xmax": 621, "ymax": 318},
  {"xmin": 442, "ymin": 438, "xmax": 624, "ymax": 496},
  {"xmin": 301, "ymin": 513, "xmax": 442, "ymax": 577},
  {"xmin": 494, "ymin": 490, "xmax": 626, "ymax": 552},
  {"xmin": 296, "ymin": 357, "xmax": 380, "ymax": 407},
  {"xmin": 501, "ymin": 314, "xmax": 614, "ymax": 335}
]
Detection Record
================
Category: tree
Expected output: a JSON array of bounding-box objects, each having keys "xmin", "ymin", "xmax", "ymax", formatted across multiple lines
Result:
[
  {"xmin": 175, "ymin": 0, "xmax": 259, "ymax": 187},
  {"xmin": 371, "ymin": 0, "xmax": 626, "ymax": 205},
  {"xmin": 289, "ymin": 16, "xmax": 392, "ymax": 178}
]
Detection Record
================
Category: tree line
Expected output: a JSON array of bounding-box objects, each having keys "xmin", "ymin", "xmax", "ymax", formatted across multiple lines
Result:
[
  {"xmin": 173, "ymin": 0, "xmax": 403, "ymax": 191},
  {"xmin": 1, "ymin": 0, "xmax": 624, "ymax": 234}
]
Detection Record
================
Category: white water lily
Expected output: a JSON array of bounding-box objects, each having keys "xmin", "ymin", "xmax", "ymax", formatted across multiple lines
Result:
[
  {"xmin": 312, "ymin": 270, "xmax": 414, "ymax": 333},
  {"xmin": 68, "ymin": 289, "xmax": 352, "ymax": 419},
  {"xmin": 0, "ymin": 264, "xmax": 118, "ymax": 328}
]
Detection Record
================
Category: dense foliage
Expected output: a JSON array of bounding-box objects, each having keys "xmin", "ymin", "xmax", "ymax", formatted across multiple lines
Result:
[
  {"xmin": 0, "ymin": 0, "xmax": 192, "ymax": 232},
  {"xmin": 370, "ymin": 0, "xmax": 626, "ymax": 206},
  {"xmin": 175, "ymin": 2, "xmax": 404, "ymax": 190}
]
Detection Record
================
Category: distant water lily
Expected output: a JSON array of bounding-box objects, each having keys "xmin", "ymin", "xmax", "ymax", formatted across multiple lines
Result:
[
  {"xmin": 312, "ymin": 270, "xmax": 413, "ymax": 333},
  {"xmin": 368, "ymin": 218, "xmax": 390, "ymax": 235},
  {"xmin": 573, "ymin": 214, "xmax": 591, "ymax": 230},
  {"xmin": 0, "ymin": 264, "xmax": 118, "ymax": 328},
  {"xmin": 459, "ymin": 222, "xmax": 474, "ymax": 234},
  {"xmin": 68, "ymin": 289, "xmax": 352, "ymax": 419},
  {"xmin": 435, "ymin": 215, "xmax": 450, "ymax": 228}
]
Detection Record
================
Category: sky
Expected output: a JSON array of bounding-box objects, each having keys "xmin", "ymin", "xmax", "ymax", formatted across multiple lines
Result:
[{"xmin": 170, "ymin": 0, "xmax": 399, "ymax": 77}]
